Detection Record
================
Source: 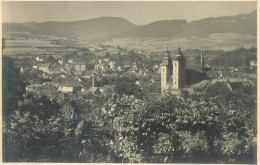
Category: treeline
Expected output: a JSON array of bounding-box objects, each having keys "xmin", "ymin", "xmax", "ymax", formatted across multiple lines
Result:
[{"xmin": 210, "ymin": 47, "xmax": 257, "ymax": 69}]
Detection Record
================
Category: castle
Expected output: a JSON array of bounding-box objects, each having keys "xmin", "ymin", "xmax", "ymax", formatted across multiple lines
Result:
[{"xmin": 161, "ymin": 46, "xmax": 186, "ymax": 93}]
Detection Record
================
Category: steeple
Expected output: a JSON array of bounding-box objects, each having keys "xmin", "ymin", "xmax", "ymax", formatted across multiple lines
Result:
[
  {"xmin": 163, "ymin": 44, "xmax": 171, "ymax": 65},
  {"xmin": 166, "ymin": 44, "xmax": 170, "ymax": 58},
  {"xmin": 177, "ymin": 44, "xmax": 183, "ymax": 56}
]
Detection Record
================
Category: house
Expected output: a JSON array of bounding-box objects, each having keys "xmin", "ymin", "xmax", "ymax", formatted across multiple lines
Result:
[
  {"xmin": 26, "ymin": 84, "xmax": 42, "ymax": 92},
  {"xmin": 117, "ymin": 66, "xmax": 122, "ymax": 71},
  {"xmin": 153, "ymin": 64, "xmax": 159, "ymax": 70},
  {"xmin": 36, "ymin": 56, "xmax": 43, "ymax": 62},
  {"xmin": 250, "ymin": 60, "xmax": 257, "ymax": 69},
  {"xmin": 58, "ymin": 58, "xmax": 63, "ymax": 65},
  {"xmin": 228, "ymin": 67, "xmax": 235, "ymax": 73},
  {"xmin": 68, "ymin": 59, "xmax": 73, "ymax": 64},
  {"xmin": 73, "ymin": 61, "xmax": 86, "ymax": 72},
  {"xmin": 20, "ymin": 67, "xmax": 24, "ymax": 74},
  {"xmin": 109, "ymin": 61, "xmax": 116, "ymax": 69},
  {"xmin": 49, "ymin": 67, "xmax": 61, "ymax": 74},
  {"xmin": 95, "ymin": 63, "xmax": 106, "ymax": 71},
  {"xmin": 124, "ymin": 64, "xmax": 131, "ymax": 69},
  {"xmin": 58, "ymin": 86, "xmax": 74, "ymax": 93},
  {"xmin": 38, "ymin": 64, "xmax": 50, "ymax": 73}
]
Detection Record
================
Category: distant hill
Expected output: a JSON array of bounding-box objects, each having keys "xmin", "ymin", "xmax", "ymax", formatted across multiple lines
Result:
[
  {"xmin": 117, "ymin": 20, "xmax": 188, "ymax": 38},
  {"xmin": 117, "ymin": 10, "xmax": 256, "ymax": 38},
  {"xmin": 3, "ymin": 10, "xmax": 256, "ymax": 41},
  {"xmin": 3, "ymin": 17, "xmax": 136, "ymax": 41},
  {"xmin": 179, "ymin": 10, "xmax": 257, "ymax": 37}
]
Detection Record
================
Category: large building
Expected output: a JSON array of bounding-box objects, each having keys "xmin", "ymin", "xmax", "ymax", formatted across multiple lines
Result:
[
  {"xmin": 161, "ymin": 46, "xmax": 186, "ymax": 93},
  {"xmin": 73, "ymin": 61, "xmax": 86, "ymax": 72}
]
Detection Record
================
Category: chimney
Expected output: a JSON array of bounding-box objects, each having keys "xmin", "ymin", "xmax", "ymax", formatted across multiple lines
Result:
[{"xmin": 92, "ymin": 76, "xmax": 95, "ymax": 87}]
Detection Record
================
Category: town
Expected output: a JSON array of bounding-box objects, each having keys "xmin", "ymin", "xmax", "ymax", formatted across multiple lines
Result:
[
  {"xmin": 2, "ymin": 35, "xmax": 257, "ymax": 163},
  {"xmin": 3, "ymin": 37, "xmax": 256, "ymax": 103},
  {"xmin": 2, "ymin": 1, "xmax": 257, "ymax": 164}
]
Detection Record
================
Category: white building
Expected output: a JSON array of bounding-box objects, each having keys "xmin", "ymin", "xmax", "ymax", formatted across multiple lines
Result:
[
  {"xmin": 109, "ymin": 61, "xmax": 116, "ymax": 69},
  {"xmin": 58, "ymin": 86, "xmax": 73, "ymax": 93},
  {"xmin": 36, "ymin": 56, "xmax": 43, "ymax": 62},
  {"xmin": 250, "ymin": 60, "xmax": 257, "ymax": 69},
  {"xmin": 68, "ymin": 59, "xmax": 74, "ymax": 64},
  {"xmin": 58, "ymin": 58, "xmax": 63, "ymax": 65},
  {"xmin": 38, "ymin": 64, "xmax": 50, "ymax": 73},
  {"xmin": 161, "ymin": 46, "xmax": 186, "ymax": 93}
]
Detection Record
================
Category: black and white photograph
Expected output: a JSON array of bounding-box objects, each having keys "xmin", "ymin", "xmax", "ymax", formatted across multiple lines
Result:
[{"xmin": 2, "ymin": 1, "xmax": 257, "ymax": 163}]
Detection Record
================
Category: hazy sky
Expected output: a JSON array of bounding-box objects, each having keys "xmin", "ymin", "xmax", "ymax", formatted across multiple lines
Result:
[{"xmin": 3, "ymin": 1, "xmax": 257, "ymax": 25}]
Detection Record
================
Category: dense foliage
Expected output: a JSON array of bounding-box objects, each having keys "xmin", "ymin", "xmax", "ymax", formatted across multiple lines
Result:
[{"xmin": 210, "ymin": 47, "xmax": 257, "ymax": 69}]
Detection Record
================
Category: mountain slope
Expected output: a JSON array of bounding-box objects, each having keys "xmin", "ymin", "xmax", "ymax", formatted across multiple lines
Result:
[
  {"xmin": 117, "ymin": 10, "xmax": 256, "ymax": 38},
  {"xmin": 3, "ymin": 17, "xmax": 137, "ymax": 40},
  {"xmin": 179, "ymin": 10, "xmax": 256, "ymax": 37},
  {"xmin": 118, "ymin": 20, "xmax": 188, "ymax": 38},
  {"xmin": 2, "ymin": 10, "xmax": 256, "ymax": 41}
]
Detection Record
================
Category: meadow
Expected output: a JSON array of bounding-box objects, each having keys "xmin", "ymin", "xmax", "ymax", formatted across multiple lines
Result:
[{"xmin": 102, "ymin": 33, "xmax": 256, "ymax": 52}]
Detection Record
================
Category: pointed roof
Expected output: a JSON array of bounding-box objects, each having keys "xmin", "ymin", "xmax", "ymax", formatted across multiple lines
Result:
[
  {"xmin": 173, "ymin": 45, "xmax": 186, "ymax": 61},
  {"xmin": 177, "ymin": 45, "xmax": 183, "ymax": 56},
  {"xmin": 162, "ymin": 47, "xmax": 171, "ymax": 66},
  {"xmin": 38, "ymin": 63, "xmax": 49, "ymax": 68}
]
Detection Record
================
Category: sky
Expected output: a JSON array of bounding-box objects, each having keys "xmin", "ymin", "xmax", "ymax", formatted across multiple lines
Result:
[{"xmin": 2, "ymin": 1, "xmax": 257, "ymax": 25}]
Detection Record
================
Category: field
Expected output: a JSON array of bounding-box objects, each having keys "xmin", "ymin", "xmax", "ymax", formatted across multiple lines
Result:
[
  {"xmin": 3, "ymin": 38, "xmax": 78, "ymax": 56},
  {"xmin": 102, "ymin": 33, "xmax": 256, "ymax": 52},
  {"xmin": 3, "ymin": 32, "xmax": 256, "ymax": 56}
]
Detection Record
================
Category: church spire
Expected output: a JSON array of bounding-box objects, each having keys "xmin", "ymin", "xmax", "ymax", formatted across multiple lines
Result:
[
  {"xmin": 166, "ymin": 43, "xmax": 170, "ymax": 56},
  {"xmin": 178, "ymin": 44, "xmax": 183, "ymax": 56},
  {"xmin": 163, "ymin": 44, "xmax": 170, "ymax": 65}
]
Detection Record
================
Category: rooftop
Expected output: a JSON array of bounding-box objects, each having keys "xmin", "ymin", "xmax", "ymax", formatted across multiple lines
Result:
[{"xmin": 38, "ymin": 64, "xmax": 49, "ymax": 68}]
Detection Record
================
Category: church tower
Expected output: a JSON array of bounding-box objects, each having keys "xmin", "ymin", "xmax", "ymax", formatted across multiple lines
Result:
[
  {"xmin": 161, "ymin": 48, "xmax": 172, "ymax": 92},
  {"xmin": 172, "ymin": 46, "xmax": 186, "ymax": 89}
]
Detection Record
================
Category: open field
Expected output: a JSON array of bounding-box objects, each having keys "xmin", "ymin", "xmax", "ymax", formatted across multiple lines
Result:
[
  {"xmin": 3, "ymin": 38, "xmax": 78, "ymax": 56},
  {"xmin": 102, "ymin": 33, "xmax": 256, "ymax": 52}
]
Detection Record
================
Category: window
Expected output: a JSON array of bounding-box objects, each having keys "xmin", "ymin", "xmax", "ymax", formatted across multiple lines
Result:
[{"xmin": 175, "ymin": 63, "xmax": 177, "ymax": 67}]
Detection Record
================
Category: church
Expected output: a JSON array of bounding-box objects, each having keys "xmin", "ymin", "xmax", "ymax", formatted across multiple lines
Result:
[{"xmin": 161, "ymin": 46, "xmax": 186, "ymax": 93}]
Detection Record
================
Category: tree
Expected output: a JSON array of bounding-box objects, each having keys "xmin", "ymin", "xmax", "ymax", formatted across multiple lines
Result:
[
  {"xmin": 114, "ymin": 76, "xmax": 145, "ymax": 99},
  {"xmin": 102, "ymin": 94, "xmax": 146, "ymax": 162},
  {"xmin": 2, "ymin": 57, "xmax": 27, "ymax": 121}
]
